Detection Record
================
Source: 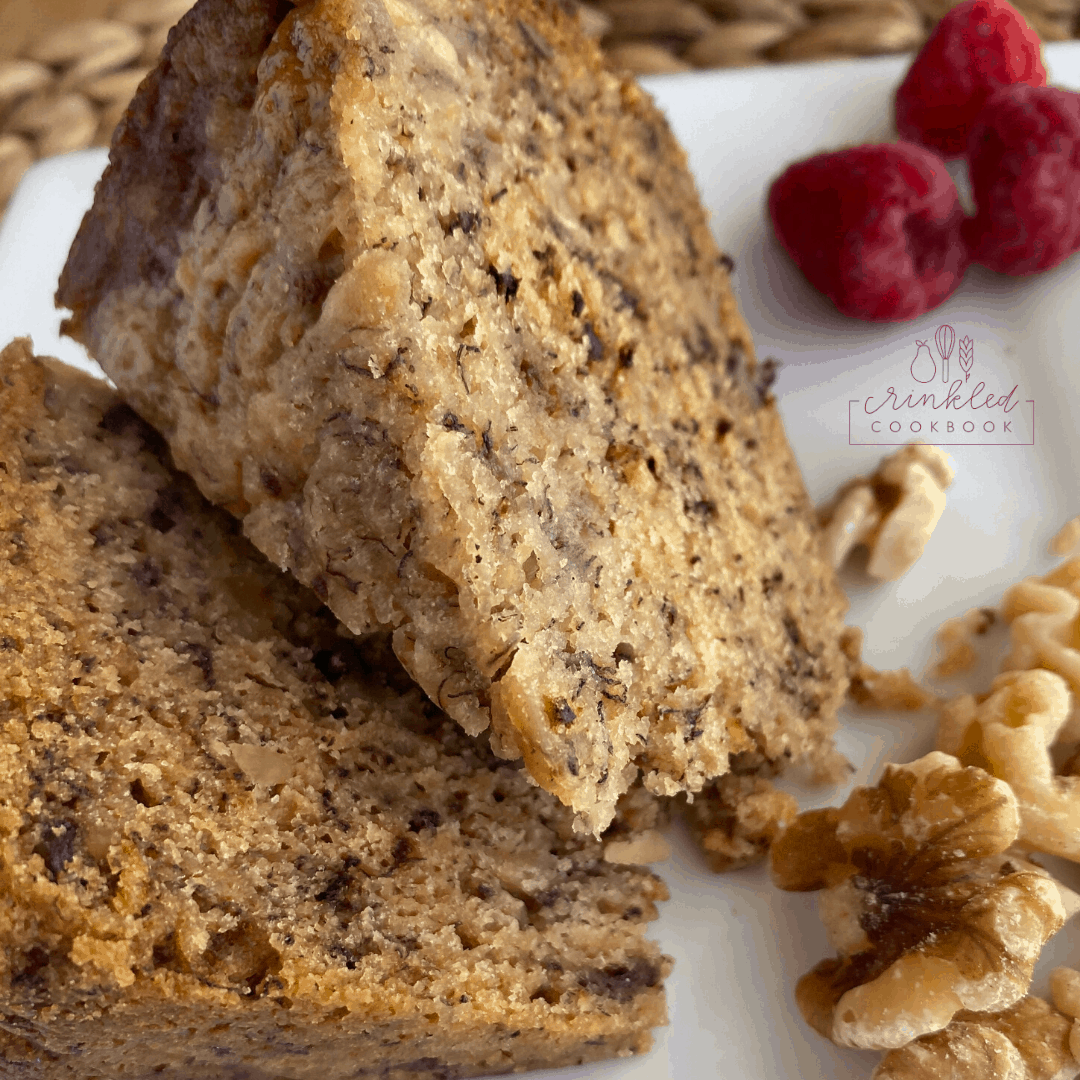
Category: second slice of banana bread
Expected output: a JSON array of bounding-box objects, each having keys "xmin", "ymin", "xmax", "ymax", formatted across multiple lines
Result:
[{"xmin": 0, "ymin": 339, "xmax": 670, "ymax": 1079}]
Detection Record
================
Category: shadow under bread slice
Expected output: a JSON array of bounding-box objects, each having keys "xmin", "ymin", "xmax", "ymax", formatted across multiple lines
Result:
[
  {"xmin": 0, "ymin": 339, "xmax": 670, "ymax": 1080},
  {"xmin": 57, "ymin": 0, "xmax": 849, "ymax": 835}
]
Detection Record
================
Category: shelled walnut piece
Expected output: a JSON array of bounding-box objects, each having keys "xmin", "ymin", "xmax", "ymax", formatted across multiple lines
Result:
[
  {"xmin": 937, "ymin": 669, "xmax": 1080, "ymax": 863},
  {"xmin": 850, "ymin": 663, "xmax": 937, "ymax": 709},
  {"xmin": 1051, "ymin": 967, "xmax": 1080, "ymax": 1064},
  {"xmin": 1001, "ymin": 557, "xmax": 1080, "ymax": 743},
  {"xmin": 842, "ymin": 625, "xmax": 936, "ymax": 710},
  {"xmin": 1051, "ymin": 516, "xmax": 1080, "ymax": 557},
  {"xmin": 932, "ymin": 606, "xmax": 998, "ymax": 678},
  {"xmin": 820, "ymin": 443, "xmax": 954, "ymax": 580},
  {"xmin": 771, "ymin": 752, "xmax": 1070, "ymax": 1050},
  {"xmin": 0, "ymin": 340, "xmax": 672, "ymax": 1079},
  {"xmin": 873, "ymin": 994, "xmax": 1079, "ymax": 1080}
]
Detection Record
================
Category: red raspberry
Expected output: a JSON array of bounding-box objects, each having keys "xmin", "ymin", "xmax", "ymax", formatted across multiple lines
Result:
[
  {"xmin": 768, "ymin": 142, "xmax": 969, "ymax": 322},
  {"xmin": 963, "ymin": 85, "xmax": 1080, "ymax": 276},
  {"xmin": 895, "ymin": 0, "xmax": 1046, "ymax": 158}
]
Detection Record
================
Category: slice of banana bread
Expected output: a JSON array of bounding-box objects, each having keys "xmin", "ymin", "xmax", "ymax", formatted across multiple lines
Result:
[
  {"xmin": 58, "ymin": 0, "xmax": 849, "ymax": 834},
  {"xmin": 0, "ymin": 339, "xmax": 670, "ymax": 1079}
]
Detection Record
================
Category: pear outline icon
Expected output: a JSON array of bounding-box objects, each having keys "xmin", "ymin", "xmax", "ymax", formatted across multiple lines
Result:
[{"xmin": 910, "ymin": 339, "xmax": 936, "ymax": 384}]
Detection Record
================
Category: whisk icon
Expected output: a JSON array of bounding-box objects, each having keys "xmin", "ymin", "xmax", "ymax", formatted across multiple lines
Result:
[{"xmin": 936, "ymin": 325, "xmax": 955, "ymax": 384}]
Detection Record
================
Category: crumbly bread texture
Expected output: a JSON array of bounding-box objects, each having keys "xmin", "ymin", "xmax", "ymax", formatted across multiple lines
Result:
[
  {"xmin": 681, "ymin": 773, "xmax": 797, "ymax": 873},
  {"xmin": 0, "ymin": 339, "xmax": 671, "ymax": 1079},
  {"xmin": 58, "ymin": 0, "xmax": 848, "ymax": 833}
]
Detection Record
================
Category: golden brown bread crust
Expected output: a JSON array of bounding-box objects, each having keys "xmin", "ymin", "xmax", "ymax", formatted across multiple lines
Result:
[
  {"xmin": 0, "ymin": 339, "xmax": 670, "ymax": 1078},
  {"xmin": 60, "ymin": 0, "xmax": 285, "ymax": 305},
  {"xmin": 58, "ymin": 0, "xmax": 848, "ymax": 834}
]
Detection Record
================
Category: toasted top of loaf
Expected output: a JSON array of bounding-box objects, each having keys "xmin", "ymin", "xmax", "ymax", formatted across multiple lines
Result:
[
  {"xmin": 58, "ymin": 0, "xmax": 848, "ymax": 833},
  {"xmin": 0, "ymin": 340, "xmax": 668, "ymax": 1068}
]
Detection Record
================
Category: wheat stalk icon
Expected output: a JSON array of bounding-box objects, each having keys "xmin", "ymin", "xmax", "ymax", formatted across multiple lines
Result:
[{"xmin": 958, "ymin": 336, "xmax": 974, "ymax": 382}]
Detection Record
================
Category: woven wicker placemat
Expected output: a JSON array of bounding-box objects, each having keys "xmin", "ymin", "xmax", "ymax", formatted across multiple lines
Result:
[{"xmin": 0, "ymin": 0, "xmax": 1075, "ymax": 211}]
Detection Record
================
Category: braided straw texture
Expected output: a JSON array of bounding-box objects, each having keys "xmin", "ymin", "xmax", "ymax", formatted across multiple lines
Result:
[
  {"xmin": 0, "ymin": 0, "xmax": 1075, "ymax": 210},
  {"xmin": 0, "ymin": 0, "xmax": 194, "ymax": 208},
  {"xmin": 589, "ymin": 0, "xmax": 1076, "ymax": 73}
]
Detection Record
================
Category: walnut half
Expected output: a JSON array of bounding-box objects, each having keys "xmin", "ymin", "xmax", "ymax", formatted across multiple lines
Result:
[
  {"xmin": 772, "ymin": 753, "xmax": 1067, "ymax": 1050},
  {"xmin": 820, "ymin": 444, "xmax": 954, "ymax": 581}
]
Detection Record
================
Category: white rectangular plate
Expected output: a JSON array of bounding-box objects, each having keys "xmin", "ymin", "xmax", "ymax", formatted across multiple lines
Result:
[{"xmin": 6, "ymin": 41, "xmax": 1080, "ymax": 1080}]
